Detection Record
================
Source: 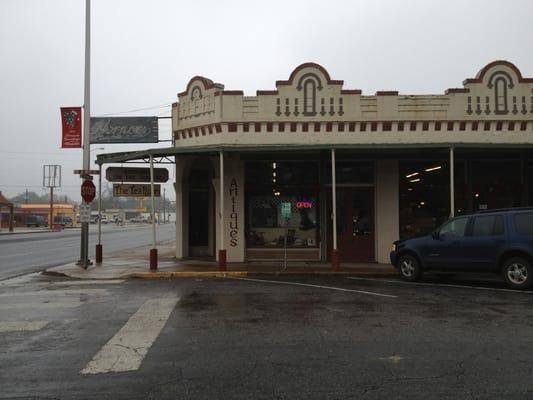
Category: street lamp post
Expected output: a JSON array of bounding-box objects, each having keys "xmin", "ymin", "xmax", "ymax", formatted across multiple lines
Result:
[{"xmin": 77, "ymin": 0, "xmax": 91, "ymax": 269}]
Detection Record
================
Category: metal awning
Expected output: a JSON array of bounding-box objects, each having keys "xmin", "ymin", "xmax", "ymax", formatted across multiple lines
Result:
[{"xmin": 95, "ymin": 143, "xmax": 533, "ymax": 165}]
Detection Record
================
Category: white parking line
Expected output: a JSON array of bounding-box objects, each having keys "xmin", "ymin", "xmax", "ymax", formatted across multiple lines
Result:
[
  {"xmin": 0, "ymin": 321, "xmax": 49, "ymax": 332},
  {"xmin": 345, "ymin": 277, "xmax": 533, "ymax": 294},
  {"xmin": 51, "ymin": 280, "xmax": 124, "ymax": 285},
  {"xmin": 228, "ymin": 277, "xmax": 398, "ymax": 298},
  {"xmin": 81, "ymin": 297, "xmax": 179, "ymax": 375}
]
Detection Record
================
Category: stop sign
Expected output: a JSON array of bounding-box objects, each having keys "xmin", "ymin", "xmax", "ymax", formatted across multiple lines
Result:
[{"xmin": 81, "ymin": 179, "xmax": 96, "ymax": 203}]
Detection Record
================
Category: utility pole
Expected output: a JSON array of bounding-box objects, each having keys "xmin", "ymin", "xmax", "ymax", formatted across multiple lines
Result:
[
  {"xmin": 78, "ymin": 0, "xmax": 91, "ymax": 269},
  {"xmin": 25, "ymin": 188, "xmax": 28, "ymax": 204},
  {"xmin": 43, "ymin": 165, "xmax": 61, "ymax": 228}
]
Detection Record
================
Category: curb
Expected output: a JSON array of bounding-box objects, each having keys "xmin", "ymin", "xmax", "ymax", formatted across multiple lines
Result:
[
  {"xmin": 129, "ymin": 270, "xmax": 397, "ymax": 279},
  {"xmin": 129, "ymin": 271, "xmax": 249, "ymax": 279},
  {"xmin": 43, "ymin": 268, "xmax": 397, "ymax": 280}
]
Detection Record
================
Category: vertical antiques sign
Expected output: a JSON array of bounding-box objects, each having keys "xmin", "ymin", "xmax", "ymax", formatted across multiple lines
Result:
[
  {"xmin": 229, "ymin": 178, "xmax": 239, "ymax": 247},
  {"xmin": 60, "ymin": 107, "xmax": 82, "ymax": 148}
]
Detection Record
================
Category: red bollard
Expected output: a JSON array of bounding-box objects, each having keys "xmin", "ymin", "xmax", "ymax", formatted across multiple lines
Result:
[
  {"xmin": 150, "ymin": 248, "xmax": 158, "ymax": 271},
  {"xmin": 95, "ymin": 244, "xmax": 103, "ymax": 264},
  {"xmin": 331, "ymin": 249, "xmax": 340, "ymax": 272},
  {"xmin": 218, "ymin": 249, "xmax": 227, "ymax": 271}
]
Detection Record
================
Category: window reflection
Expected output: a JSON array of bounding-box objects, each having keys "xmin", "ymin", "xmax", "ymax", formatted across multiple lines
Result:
[
  {"xmin": 399, "ymin": 161, "xmax": 450, "ymax": 239},
  {"xmin": 246, "ymin": 161, "xmax": 319, "ymax": 248}
]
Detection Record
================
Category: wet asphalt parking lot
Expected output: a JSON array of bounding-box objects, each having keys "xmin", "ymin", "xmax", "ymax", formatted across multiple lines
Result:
[{"xmin": 1, "ymin": 272, "xmax": 532, "ymax": 399}]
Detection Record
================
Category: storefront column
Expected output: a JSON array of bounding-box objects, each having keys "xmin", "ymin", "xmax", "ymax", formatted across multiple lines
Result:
[
  {"xmin": 375, "ymin": 160, "xmax": 399, "ymax": 263},
  {"xmin": 149, "ymin": 154, "xmax": 157, "ymax": 270},
  {"xmin": 218, "ymin": 151, "xmax": 226, "ymax": 270},
  {"xmin": 174, "ymin": 157, "xmax": 188, "ymax": 259},
  {"xmin": 450, "ymin": 146, "xmax": 455, "ymax": 218},
  {"xmin": 331, "ymin": 149, "xmax": 339, "ymax": 271}
]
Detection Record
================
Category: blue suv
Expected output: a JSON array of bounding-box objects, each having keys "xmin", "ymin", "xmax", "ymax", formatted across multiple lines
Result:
[{"xmin": 390, "ymin": 208, "xmax": 533, "ymax": 289}]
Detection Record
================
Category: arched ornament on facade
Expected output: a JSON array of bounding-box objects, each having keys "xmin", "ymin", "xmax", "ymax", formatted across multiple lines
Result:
[
  {"xmin": 448, "ymin": 60, "xmax": 533, "ymax": 117},
  {"xmin": 177, "ymin": 76, "xmax": 222, "ymax": 118},
  {"xmin": 267, "ymin": 62, "xmax": 360, "ymax": 118}
]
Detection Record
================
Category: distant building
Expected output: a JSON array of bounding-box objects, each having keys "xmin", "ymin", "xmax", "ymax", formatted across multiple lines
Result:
[{"xmin": 19, "ymin": 203, "xmax": 77, "ymax": 226}]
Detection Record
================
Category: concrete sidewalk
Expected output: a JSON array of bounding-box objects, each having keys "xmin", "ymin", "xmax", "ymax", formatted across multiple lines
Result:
[{"xmin": 43, "ymin": 244, "xmax": 397, "ymax": 280}]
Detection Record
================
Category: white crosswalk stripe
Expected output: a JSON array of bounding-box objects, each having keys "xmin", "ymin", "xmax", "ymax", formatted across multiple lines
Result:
[
  {"xmin": 81, "ymin": 297, "xmax": 179, "ymax": 375},
  {"xmin": 0, "ymin": 321, "xmax": 49, "ymax": 332}
]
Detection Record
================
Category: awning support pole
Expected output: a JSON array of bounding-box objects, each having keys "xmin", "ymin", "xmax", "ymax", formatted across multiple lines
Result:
[
  {"xmin": 450, "ymin": 146, "xmax": 455, "ymax": 218},
  {"xmin": 331, "ymin": 149, "xmax": 340, "ymax": 271},
  {"xmin": 149, "ymin": 154, "xmax": 158, "ymax": 270},
  {"xmin": 218, "ymin": 151, "xmax": 226, "ymax": 271},
  {"xmin": 96, "ymin": 163, "xmax": 103, "ymax": 263}
]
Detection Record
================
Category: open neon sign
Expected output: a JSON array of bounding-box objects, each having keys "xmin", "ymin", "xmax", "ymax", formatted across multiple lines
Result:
[{"xmin": 296, "ymin": 201, "xmax": 314, "ymax": 209}]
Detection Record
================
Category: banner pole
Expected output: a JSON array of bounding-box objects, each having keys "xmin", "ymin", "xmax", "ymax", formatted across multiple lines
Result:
[{"xmin": 78, "ymin": 0, "xmax": 91, "ymax": 269}]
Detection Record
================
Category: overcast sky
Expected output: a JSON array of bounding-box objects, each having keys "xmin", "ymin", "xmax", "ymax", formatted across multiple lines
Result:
[{"xmin": 1, "ymin": 0, "xmax": 532, "ymax": 201}]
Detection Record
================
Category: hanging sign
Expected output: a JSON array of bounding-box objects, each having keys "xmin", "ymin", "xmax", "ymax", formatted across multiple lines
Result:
[
  {"xmin": 113, "ymin": 184, "xmax": 161, "ymax": 197},
  {"xmin": 60, "ymin": 107, "xmax": 82, "ymax": 148},
  {"xmin": 106, "ymin": 167, "xmax": 168, "ymax": 183},
  {"xmin": 90, "ymin": 117, "xmax": 158, "ymax": 143}
]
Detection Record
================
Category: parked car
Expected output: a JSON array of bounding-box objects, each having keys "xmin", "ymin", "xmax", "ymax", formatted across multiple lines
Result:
[
  {"xmin": 390, "ymin": 208, "xmax": 533, "ymax": 289},
  {"xmin": 100, "ymin": 216, "xmax": 109, "ymax": 224},
  {"xmin": 53, "ymin": 215, "xmax": 73, "ymax": 227},
  {"xmin": 129, "ymin": 216, "xmax": 147, "ymax": 223},
  {"xmin": 26, "ymin": 215, "xmax": 47, "ymax": 228}
]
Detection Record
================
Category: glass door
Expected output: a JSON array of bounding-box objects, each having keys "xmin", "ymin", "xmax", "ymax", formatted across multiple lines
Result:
[{"xmin": 331, "ymin": 187, "xmax": 375, "ymax": 262}]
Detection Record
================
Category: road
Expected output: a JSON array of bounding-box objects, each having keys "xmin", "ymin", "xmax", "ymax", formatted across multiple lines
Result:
[
  {"xmin": 0, "ymin": 273, "xmax": 532, "ymax": 399},
  {"xmin": 0, "ymin": 223, "xmax": 175, "ymax": 280}
]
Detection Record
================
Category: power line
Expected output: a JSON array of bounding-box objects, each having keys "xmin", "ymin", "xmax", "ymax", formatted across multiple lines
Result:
[{"xmin": 96, "ymin": 102, "xmax": 172, "ymax": 117}]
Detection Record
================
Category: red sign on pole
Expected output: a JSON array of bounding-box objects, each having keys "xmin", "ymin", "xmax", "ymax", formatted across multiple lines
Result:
[
  {"xmin": 81, "ymin": 179, "xmax": 96, "ymax": 203},
  {"xmin": 60, "ymin": 107, "xmax": 82, "ymax": 148}
]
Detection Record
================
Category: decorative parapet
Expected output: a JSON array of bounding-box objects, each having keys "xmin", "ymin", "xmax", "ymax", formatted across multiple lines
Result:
[{"xmin": 172, "ymin": 61, "xmax": 533, "ymax": 145}]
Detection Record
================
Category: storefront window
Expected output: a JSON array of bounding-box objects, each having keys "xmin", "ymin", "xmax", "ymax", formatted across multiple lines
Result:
[
  {"xmin": 247, "ymin": 193, "xmax": 318, "ymax": 248},
  {"xmin": 399, "ymin": 161, "xmax": 450, "ymax": 239},
  {"xmin": 325, "ymin": 161, "xmax": 374, "ymax": 184},
  {"xmin": 471, "ymin": 160, "xmax": 522, "ymax": 211},
  {"xmin": 246, "ymin": 161, "xmax": 319, "ymax": 248}
]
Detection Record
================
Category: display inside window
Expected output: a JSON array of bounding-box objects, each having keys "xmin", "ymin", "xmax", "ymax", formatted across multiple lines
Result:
[
  {"xmin": 399, "ymin": 161, "xmax": 450, "ymax": 239},
  {"xmin": 247, "ymin": 194, "xmax": 318, "ymax": 248}
]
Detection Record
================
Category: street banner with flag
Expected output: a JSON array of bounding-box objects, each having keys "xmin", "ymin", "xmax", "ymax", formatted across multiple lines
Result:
[{"xmin": 60, "ymin": 107, "xmax": 82, "ymax": 148}]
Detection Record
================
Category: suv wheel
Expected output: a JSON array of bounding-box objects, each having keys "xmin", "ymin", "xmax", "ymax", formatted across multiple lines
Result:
[
  {"xmin": 397, "ymin": 254, "xmax": 422, "ymax": 282},
  {"xmin": 502, "ymin": 257, "xmax": 533, "ymax": 290}
]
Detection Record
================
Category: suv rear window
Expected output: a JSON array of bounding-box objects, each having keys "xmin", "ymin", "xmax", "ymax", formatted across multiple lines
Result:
[
  {"xmin": 514, "ymin": 212, "xmax": 533, "ymax": 235},
  {"xmin": 471, "ymin": 215, "xmax": 504, "ymax": 236}
]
